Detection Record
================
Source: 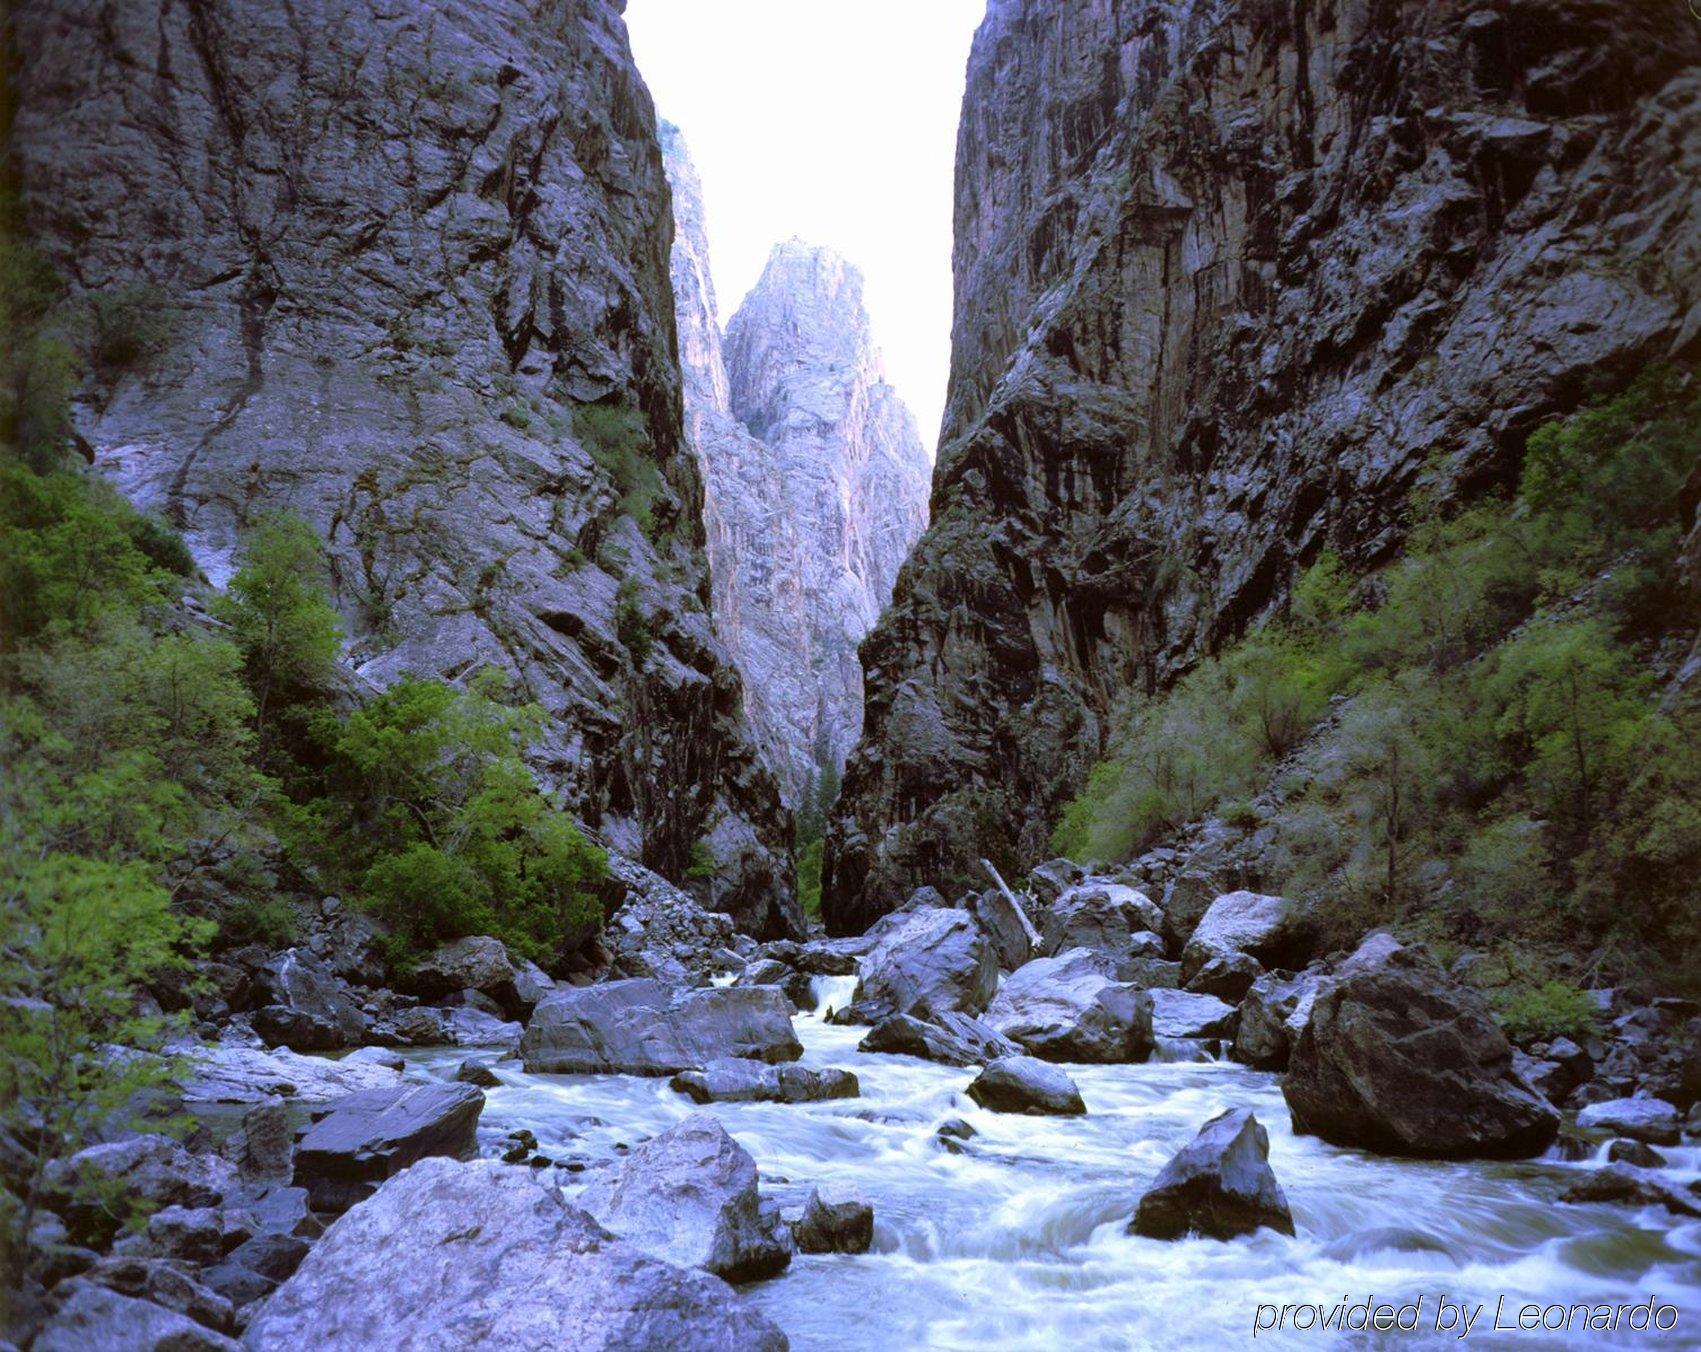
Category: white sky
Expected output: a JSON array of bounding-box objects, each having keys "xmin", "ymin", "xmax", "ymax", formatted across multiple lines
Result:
[{"xmin": 626, "ymin": 0, "xmax": 984, "ymax": 451}]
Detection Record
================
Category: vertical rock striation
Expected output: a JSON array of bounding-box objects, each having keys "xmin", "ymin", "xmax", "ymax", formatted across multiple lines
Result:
[
  {"xmin": 826, "ymin": 0, "xmax": 1701, "ymax": 933},
  {"xmin": 662, "ymin": 128, "xmax": 931, "ymax": 804},
  {"xmin": 11, "ymin": 0, "xmax": 800, "ymax": 937}
]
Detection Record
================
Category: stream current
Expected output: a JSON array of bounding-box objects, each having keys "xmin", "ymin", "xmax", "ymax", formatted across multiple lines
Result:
[{"xmin": 412, "ymin": 978, "xmax": 1701, "ymax": 1350}]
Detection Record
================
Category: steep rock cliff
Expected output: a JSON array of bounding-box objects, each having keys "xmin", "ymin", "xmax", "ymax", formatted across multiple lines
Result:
[
  {"xmin": 12, "ymin": 0, "xmax": 801, "ymax": 937},
  {"xmin": 663, "ymin": 126, "xmax": 931, "ymax": 803},
  {"xmin": 826, "ymin": 0, "xmax": 1701, "ymax": 932}
]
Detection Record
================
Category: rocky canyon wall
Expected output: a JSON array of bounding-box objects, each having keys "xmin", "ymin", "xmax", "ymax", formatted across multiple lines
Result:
[
  {"xmin": 662, "ymin": 129, "xmax": 931, "ymax": 805},
  {"xmin": 826, "ymin": 0, "xmax": 1701, "ymax": 933},
  {"xmin": 11, "ymin": 0, "xmax": 801, "ymax": 937}
]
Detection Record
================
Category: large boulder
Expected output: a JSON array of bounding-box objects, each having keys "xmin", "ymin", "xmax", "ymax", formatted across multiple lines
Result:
[
  {"xmin": 181, "ymin": 1044, "xmax": 405, "ymax": 1105},
  {"xmin": 33, "ymin": 1281, "xmax": 242, "ymax": 1352},
  {"xmin": 1232, "ymin": 971, "xmax": 1322, "ymax": 1071},
  {"xmin": 669, "ymin": 1059, "xmax": 859, "ymax": 1105},
  {"xmin": 1576, "ymin": 1097, "xmax": 1682, "ymax": 1146},
  {"xmin": 578, "ymin": 1113, "xmax": 792, "ymax": 1282},
  {"xmin": 789, "ymin": 1184, "xmax": 874, "ymax": 1254},
  {"xmin": 251, "ymin": 949, "xmax": 367, "ymax": 1052},
  {"xmin": 966, "ymin": 1055, "xmax": 1086, "ymax": 1116},
  {"xmin": 846, "ymin": 908, "xmax": 998, "ymax": 1023},
  {"xmin": 1129, "ymin": 1108, "xmax": 1295, "ymax": 1241},
  {"xmin": 1185, "ymin": 951, "xmax": 1262, "ymax": 1001},
  {"xmin": 519, "ymin": 980, "xmax": 801, "ymax": 1075},
  {"xmin": 856, "ymin": 1012, "xmax": 1018, "ymax": 1067},
  {"xmin": 1283, "ymin": 936, "xmax": 1559, "ymax": 1159},
  {"xmin": 401, "ymin": 936, "xmax": 524, "ymax": 1016},
  {"xmin": 1037, "ymin": 880, "xmax": 1164, "ymax": 965},
  {"xmin": 243, "ymin": 1158, "xmax": 787, "ymax": 1350},
  {"xmin": 1181, "ymin": 891, "xmax": 1315, "ymax": 980},
  {"xmin": 293, "ymin": 1083, "xmax": 484, "ymax": 1210},
  {"xmin": 969, "ymin": 886, "xmax": 1039, "ymax": 971},
  {"xmin": 1159, "ymin": 869, "xmax": 1225, "ymax": 950},
  {"xmin": 1148, "ymin": 989, "xmax": 1238, "ymax": 1042},
  {"xmin": 983, "ymin": 949, "xmax": 1153, "ymax": 1063}
]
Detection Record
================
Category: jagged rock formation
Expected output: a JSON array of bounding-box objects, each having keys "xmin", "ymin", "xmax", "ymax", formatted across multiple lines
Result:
[
  {"xmin": 662, "ymin": 128, "xmax": 931, "ymax": 803},
  {"xmin": 12, "ymin": 0, "xmax": 800, "ymax": 936},
  {"xmin": 825, "ymin": 0, "xmax": 1701, "ymax": 933}
]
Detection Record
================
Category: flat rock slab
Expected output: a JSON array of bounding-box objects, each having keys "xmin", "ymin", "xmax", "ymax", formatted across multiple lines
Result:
[
  {"xmin": 294, "ymin": 1083, "xmax": 484, "ymax": 1211},
  {"xmin": 520, "ymin": 979, "xmax": 801, "ymax": 1075}
]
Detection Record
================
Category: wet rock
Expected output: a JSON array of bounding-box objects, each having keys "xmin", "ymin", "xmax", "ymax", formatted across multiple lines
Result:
[
  {"xmin": 579, "ymin": 1113, "xmax": 792, "ymax": 1282},
  {"xmin": 455, "ymin": 1059, "xmax": 503, "ymax": 1088},
  {"xmin": 984, "ymin": 948, "xmax": 1153, "ymax": 1063},
  {"xmin": 440, "ymin": 1007, "xmax": 522, "ymax": 1050},
  {"xmin": 1559, "ymin": 1163, "xmax": 1701, "ymax": 1218},
  {"xmin": 856, "ymin": 1012, "xmax": 1018, "ymax": 1067},
  {"xmin": 790, "ymin": 1184, "xmax": 874, "ymax": 1254},
  {"xmin": 1283, "ymin": 935, "xmax": 1558, "ymax": 1159},
  {"xmin": 1037, "ymin": 880, "xmax": 1164, "ymax": 963},
  {"xmin": 1129, "ymin": 1108, "xmax": 1294, "ymax": 1241},
  {"xmin": 669, "ymin": 1058, "xmax": 859, "ymax": 1105},
  {"xmin": 1181, "ymin": 892, "xmax": 1315, "ymax": 981},
  {"xmin": 846, "ymin": 908, "xmax": 999, "ymax": 1023},
  {"xmin": 969, "ymin": 885, "xmax": 1040, "ymax": 972},
  {"xmin": 520, "ymin": 979, "xmax": 801, "ymax": 1075},
  {"xmin": 1185, "ymin": 951, "xmax": 1262, "ymax": 1002},
  {"xmin": 294, "ymin": 1083, "xmax": 484, "ymax": 1211},
  {"xmin": 1607, "ymin": 1138, "xmax": 1666, "ymax": 1168},
  {"xmin": 251, "ymin": 949, "xmax": 367, "ymax": 1052},
  {"xmin": 967, "ymin": 1055, "xmax": 1086, "ymax": 1116},
  {"xmin": 1148, "ymin": 990, "xmax": 1238, "ymax": 1042},
  {"xmin": 1576, "ymin": 1097, "xmax": 1681, "ymax": 1146},
  {"xmin": 181, "ymin": 1045, "xmax": 403, "ymax": 1104},
  {"xmin": 244, "ymin": 1158, "xmax": 786, "ymax": 1349},
  {"xmin": 33, "ymin": 1281, "xmax": 242, "ymax": 1352}
]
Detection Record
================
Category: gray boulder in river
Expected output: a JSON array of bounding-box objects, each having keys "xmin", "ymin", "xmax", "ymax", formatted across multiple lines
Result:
[
  {"xmin": 244, "ymin": 1158, "xmax": 787, "ymax": 1350},
  {"xmin": 984, "ymin": 949, "xmax": 1153, "ymax": 1064},
  {"xmin": 1283, "ymin": 935, "xmax": 1559, "ymax": 1159},
  {"xmin": 520, "ymin": 980, "xmax": 801, "ymax": 1074},
  {"xmin": 579, "ymin": 1113, "xmax": 793, "ymax": 1282},
  {"xmin": 1129, "ymin": 1108, "xmax": 1295, "ymax": 1241},
  {"xmin": 842, "ymin": 908, "xmax": 999, "ymax": 1024},
  {"xmin": 857, "ymin": 1012, "xmax": 1018, "ymax": 1068},
  {"xmin": 293, "ymin": 1083, "xmax": 485, "ymax": 1211},
  {"xmin": 669, "ymin": 1059, "xmax": 859, "ymax": 1105},
  {"xmin": 966, "ymin": 1056, "xmax": 1086, "ymax": 1117}
]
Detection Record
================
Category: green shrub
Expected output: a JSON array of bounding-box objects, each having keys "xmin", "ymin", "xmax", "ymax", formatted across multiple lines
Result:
[
  {"xmin": 685, "ymin": 838, "xmax": 716, "ymax": 881},
  {"xmin": 796, "ymin": 838, "xmax": 823, "ymax": 921},
  {"xmin": 1493, "ymin": 980, "xmax": 1601, "ymax": 1044},
  {"xmin": 87, "ymin": 285, "xmax": 174, "ymax": 373},
  {"xmin": 499, "ymin": 399, "xmax": 531, "ymax": 430},
  {"xmin": 575, "ymin": 403, "xmax": 664, "ymax": 533},
  {"xmin": 217, "ymin": 896, "xmax": 299, "ymax": 949},
  {"xmin": 615, "ymin": 579, "xmax": 654, "ymax": 666}
]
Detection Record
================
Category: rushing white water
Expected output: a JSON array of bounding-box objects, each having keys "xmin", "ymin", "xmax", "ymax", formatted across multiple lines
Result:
[{"xmin": 414, "ymin": 1011, "xmax": 1701, "ymax": 1350}]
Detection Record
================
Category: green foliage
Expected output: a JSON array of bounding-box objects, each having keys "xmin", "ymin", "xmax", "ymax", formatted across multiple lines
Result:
[
  {"xmin": 499, "ymin": 399, "xmax": 532, "ymax": 430},
  {"xmin": 213, "ymin": 512, "xmax": 343, "ymax": 742},
  {"xmin": 309, "ymin": 671, "xmax": 608, "ymax": 966},
  {"xmin": 614, "ymin": 578, "xmax": 654, "ymax": 666},
  {"xmin": 1493, "ymin": 980, "xmax": 1601, "ymax": 1044},
  {"xmin": 685, "ymin": 838, "xmax": 717, "ymax": 881},
  {"xmin": 575, "ymin": 403, "xmax": 664, "ymax": 534},
  {"xmin": 796, "ymin": 838, "xmax": 823, "ymax": 921},
  {"xmin": 87, "ymin": 285, "xmax": 174, "ymax": 373},
  {"xmin": 1051, "ymin": 367, "xmax": 1701, "ymax": 979},
  {"xmin": 216, "ymin": 895, "xmax": 299, "ymax": 949}
]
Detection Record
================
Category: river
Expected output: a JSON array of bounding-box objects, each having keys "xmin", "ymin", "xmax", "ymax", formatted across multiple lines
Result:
[{"xmin": 412, "ymin": 979, "xmax": 1701, "ymax": 1350}]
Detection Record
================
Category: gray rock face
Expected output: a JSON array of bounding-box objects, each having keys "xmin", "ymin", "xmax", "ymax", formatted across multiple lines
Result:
[
  {"xmin": 847, "ymin": 908, "xmax": 999, "ymax": 1024},
  {"xmin": 519, "ymin": 979, "xmax": 802, "ymax": 1075},
  {"xmin": 967, "ymin": 1056, "xmax": 1086, "ymax": 1116},
  {"xmin": 984, "ymin": 949, "xmax": 1154, "ymax": 1064},
  {"xmin": 579, "ymin": 1113, "xmax": 792, "ymax": 1283},
  {"xmin": 669, "ymin": 1059, "xmax": 859, "ymax": 1106},
  {"xmin": 1284, "ymin": 936, "xmax": 1559, "ymax": 1159},
  {"xmin": 244, "ymin": 1157, "xmax": 787, "ymax": 1350},
  {"xmin": 1129, "ymin": 1109, "xmax": 1294, "ymax": 1241},
  {"xmin": 12, "ymin": 0, "xmax": 795, "ymax": 940},
  {"xmin": 825, "ymin": 0, "xmax": 1701, "ymax": 932},
  {"xmin": 293, "ymin": 1083, "xmax": 485, "ymax": 1211},
  {"xmin": 662, "ymin": 126, "xmax": 931, "ymax": 806},
  {"xmin": 856, "ymin": 1012, "xmax": 1018, "ymax": 1068}
]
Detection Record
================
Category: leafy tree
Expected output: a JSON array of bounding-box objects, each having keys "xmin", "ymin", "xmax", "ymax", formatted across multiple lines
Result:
[{"xmin": 215, "ymin": 511, "xmax": 343, "ymax": 744}]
